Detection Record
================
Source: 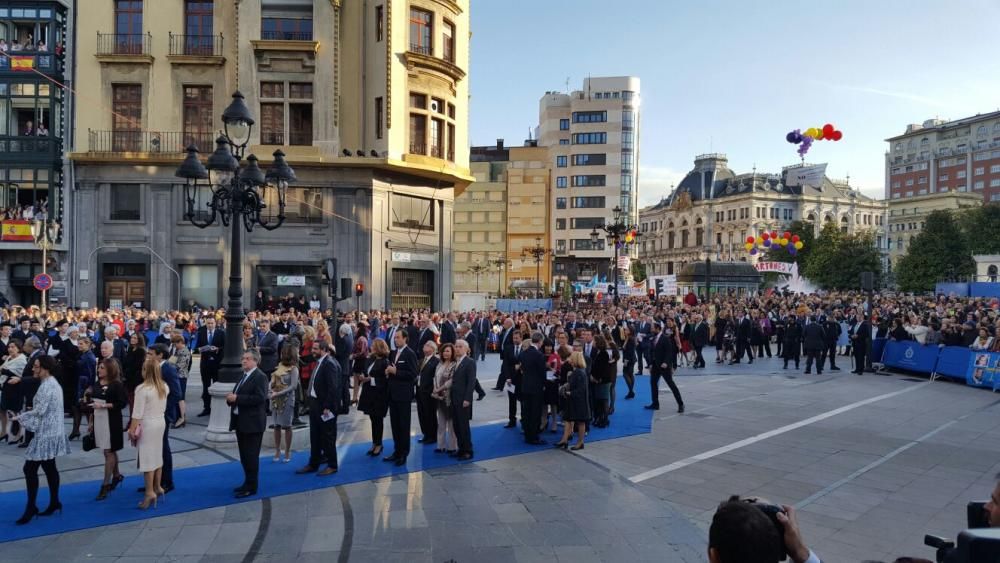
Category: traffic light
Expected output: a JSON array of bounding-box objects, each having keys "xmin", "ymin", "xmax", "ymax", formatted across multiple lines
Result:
[
  {"xmin": 607, "ymin": 283, "xmax": 616, "ymax": 295},
  {"xmin": 323, "ymin": 259, "xmax": 337, "ymax": 297},
  {"xmin": 648, "ymin": 288, "xmax": 656, "ymax": 299},
  {"xmin": 355, "ymin": 283, "xmax": 364, "ymax": 297},
  {"xmin": 340, "ymin": 278, "xmax": 352, "ymax": 301}
]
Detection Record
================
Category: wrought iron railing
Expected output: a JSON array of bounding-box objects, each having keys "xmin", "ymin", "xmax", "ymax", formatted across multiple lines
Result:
[
  {"xmin": 409, "ymin": 43, "xmax": 431, "ymax": 55},
  {"xmin": 261, "ymin": 30, "xmax": 313, "ymax": 41},
  {"xmin": 87, "ymin": 130, "xmax": 216, "ymax": 154},
  {"xmin": 168, "ymin": 33, "xmax": 223, "ymax": 57},
  {"xmin": 409, "ymin": 141, "xmax": 426, "ymax": 155},
  {"xmin": 96, "ymin": 32, "xmax": 152, "ymax": 56}
]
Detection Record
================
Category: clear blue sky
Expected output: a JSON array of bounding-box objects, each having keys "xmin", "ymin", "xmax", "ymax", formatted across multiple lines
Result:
[{"xmin": 469, "ymin": 0, "xmax": 1000, "ymax": 204}]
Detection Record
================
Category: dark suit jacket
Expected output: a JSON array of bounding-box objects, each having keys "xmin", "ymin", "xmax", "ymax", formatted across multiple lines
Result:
[
  {"xmin": 160, "ymin": 361, "xmax": 183, "ymax": 425},
  {"xmin": 692, "ymin": 322, "xmax": 710, "ymax": 348},
  {"xmin": 737, "ymin": 318, "xmax": 752, "ymax": 340},
  {"xmin": 417, "ymin": 328, "xmax": 435, "ymax": 351},
  {"xmin": 417, "ymin": 355, "xmax": 440, "ymax": 392},
  {"xmin": 195, "ymin": 327, "xmax": 225, "ymax": 372},
  {"xmin": 464, "ymin": 332, "xmax": 478, "ymax": 355},
  {"xmin": 228, "ymin": 367, "xmax": 268, "ymax": 433},
  {"xmin": 471, "ymin": 318, "xmax": 490, "ymax": 340},
  {"xmin": 518, "ymin": 346, "xmax": 547, "ymax": 396},
  {"xmin": 450, "ymin": 356, "xmax": 477, "ymax": 405},
  {"xmin": 388, "ymin": 346, "xmax": 418, "ymax": 402},
  {"xmin": 802, "ymin": 323, "xmax": 826, "ymax": 351},
  {"xmin": 440, "ymin": 321, "xmax": 457, "ymax": 345},
  {"xmin": 406, "ymin": 325, "xmax": 420, "ymax": 348},
  {"xmin": 309, "ymin": 355, "xmax": 341, "ymax": 413},
  {"xmin": 256, "ymin": 330, "xmax": 280, "ymax": 374},
  {"xmin": 651, "ymin": 332, "xmax": 674, "ymax": 368}
]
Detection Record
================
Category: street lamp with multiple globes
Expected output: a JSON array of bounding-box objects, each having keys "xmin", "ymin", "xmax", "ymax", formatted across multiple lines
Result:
[
  {"xmin": 489, "ymin": 254, "xmax": 511, "ymax": 297},
  {"xmin": 30, "ymin": 219, "xmax": 60, "ymax": 314},
  {"xmin": 467, "ymin": 261, "xmax": 488, "ymax": 293},
  {"xmin": 174, "ymin": 91, "xmax": 297, "ymax": 441},
  {"xmin": 590, "ymin": 206, "xmax": 640, "ymax": 305},
  {"xmin": 521, "ymin": 237, "xmax": 552, "ymax": 299}
]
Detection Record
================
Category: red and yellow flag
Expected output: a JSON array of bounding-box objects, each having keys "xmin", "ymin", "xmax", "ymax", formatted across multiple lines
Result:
[
  {"xmin": 10, "ymin": 56, "xmax": 34, "ymax": 71},
  {"xmin": 1, "ymin": 220, "xmax": 33, "ymax": 241}
]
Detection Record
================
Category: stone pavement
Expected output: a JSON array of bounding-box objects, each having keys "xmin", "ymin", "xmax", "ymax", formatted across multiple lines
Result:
[{"xmin": 2, "ymin": 351, "xmax": 999, "ymax": 562}]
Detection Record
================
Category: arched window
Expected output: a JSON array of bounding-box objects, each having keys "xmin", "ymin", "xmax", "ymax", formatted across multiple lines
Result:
[
  {"xmin": 668, "ymin": 231, "xmax": 675, "ymax": 249},
  {"xmin": 824, "ymin": 214, "xmax": 833, "ymax": 223},
  {"xmin": 681, "ymin": 230, "xmax": 689, "ymax": 248},
  {"xmin": 696, "ymin": 227, "xmax": 704, "ymax": 246},
  {"xmin": 977, "ymin": 125, "xmax": 988, "ymax": 137},
  {"xmin": 841, "ymin": 216, "xmax": 849, "ymax": 233},
  {"xmin": 920, "ymin": 138, "xmax": 929, "ymax": 147},
  {"xmin": 907, "ymin": 139, "xmax": 915, "ymax": 150},
  {"xmin": 807, "ymin": 212, "xmax": 816, "ymax": 222}
]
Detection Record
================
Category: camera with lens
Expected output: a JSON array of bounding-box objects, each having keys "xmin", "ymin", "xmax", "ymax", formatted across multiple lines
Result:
[
  {"xmin": 924, "ymin": 502, "xmax": 1000, "ymax": 562},
  {"xmin": 741, "ymin": 497, "xmax": 788, "ymax": 561}
]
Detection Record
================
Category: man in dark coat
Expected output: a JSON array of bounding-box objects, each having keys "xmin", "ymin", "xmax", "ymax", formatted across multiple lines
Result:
[
  {"xmin": 471, "ymin": 313, "xmax": 490, "ymax": 361},
  {"xmin": 518, "ymin": 332, "xmax": 548, "ymax": 445},
  {"xmin": 645, "ymin": 323, "xmax": 684, "ymax": 413},
  {"xmin": 227, "ymin": 349, "xmax": 270, "ymax": 497},
  {"xmin": 691, "ymin": 314, "xmax": 709, "ymax": 369},
  {"xmin": 802, "ymin": 317, "xmax": 826, "ymax": 375},
  {"xmin": 497, "ymin": 318, "xmax": 515, "ymax": 392},
  {"xmin": 458, "ymin": 323, "xmax": 486, "ymax": 400},
  {"xmin": 194, "ymin": 317, "xmax": 224, "ymax": 416},
  {"xmin": 297, "ymin": 340, "xmax": 341, "ymax": 475},
  {"xmin": 851, "ymin": 314, "xmax": 871, "ymax": 375},
  {"xmin": 255, "ymin": 320, "xmax": 280, "ymax": 375},
  {"xmin": 451, "ymin": 340, "xmax": 477, "ymax": 460},
  {"xmin": 416, "ymin": 341, "xmax": 440, "ymax": 444},
  {"xmin": 439, "ymin": 313, "xmax": 457, "ymax": 345},
  {"xmin": 782, "ymin": 315, "xmax": 803, "ymax": 369},
  {"xmin": 821, "ymin": 314, "xmax": 842, "ymax": 372},
  {"xmin": 732, "ymin": 310, "xmax": 754, "ymax": 364},
  {"xmin": 384, "ymin": 329, "xmax": 418, "ymax": 466}
]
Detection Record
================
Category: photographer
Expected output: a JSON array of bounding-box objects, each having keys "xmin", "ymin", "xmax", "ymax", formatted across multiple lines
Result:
[
  {"xmin": 708, "ymin": 495, "xmax": 820, "ymax": 563},
  {"xmin": 987, "ymin": 473, "xmax": 1000, "ymax": 527}
]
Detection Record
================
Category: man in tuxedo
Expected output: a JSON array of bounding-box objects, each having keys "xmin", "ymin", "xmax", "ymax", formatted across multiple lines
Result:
[
  {"xmin": 384, "ymin": 329, "xmax": 417, "ymax": 466},
  {"xmin": 504, "ymin": 330, "xmax": 523, "ymax": 428},
  {"xmin": 384, "ymin": 315, "xmax": 402, "ymax": 352},
  {"xmin": 851, "ymin": 314, "xmax": 871, "ymax": 375},
  {"xmin": 440, "ymin": 312, "xmax": 457, "ymax": 345},
  {"xmin": 645, "ymin": 323, "xmax": 685, "ymax": 413},
  {"xmin": 802, "ymin": 316, "xmax": 826, "ymax": 375},
  {"xmin": 194, "ymin": 317, "xmax": 224, "ymax": 416},
  {"xmin": 563, "ymin": 312, "xmax": 578, "ymax": 345},
  {"xmin": 227, "ymin": 349, "xmax": 269, "ymax": 497},
  {"xmin": 782, "ymin": 314, "xmax": 803, "ymax": 369},
  {"xmin": 147, "ymin": 344, "xmax": 182, "ymax": 493},
  {"xmin": 416, "ymin": 317, "xmax": 435, "ymax": 352},
  {"xmin": 471, "ymin": 313, "xmax": 490, "ymax": 361},
  {"xmin": 297, "ymin": 340, "xmax": 341, "ymax": 476},
  {"xmin": 416, "ymin": 341, "xmax": 440, "ymax": 444},
  {"xmin": 518, "ymin": 332, "xmax": 548, "ymax": 445},
  {"xmin": 821, "ymin": 314, "xmax": 842, "ymax": 372},
  {"xmin": 496, "ymin": 318, "xmax": 515, "ymax": 391},
  {"xmin": 732, "ymin": 311, "xmax": 753, "ymax": 365},
  {"xmin": 691, "ymin": 314, "xmax": 709, "ymax": 368},
  {"xmin": 451, "ymin": 340, "xmax": 477, "ymax": 460},
  {"xmin": 256, "ymin": 320, "xmax": 280, "ymax": 375},
  {"xmin": 458, "ymin": 323, "xmax": 487, "ymax": 400}
]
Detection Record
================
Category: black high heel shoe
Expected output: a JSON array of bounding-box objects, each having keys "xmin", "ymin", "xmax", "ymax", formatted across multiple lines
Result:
[
  {"xmin": 67, "ymin": 431, "xmax": 80, "ymax": 441},
  {"xmin": 96, "ymin": 484, "xmax": 111, "ymax": 501},
  {"xmin": 570, "ymin": 443, "xmax": 585, "ymax": 451},
  {"xmin": 39, "ymin": 501, "xmax": 62, "ymax": 516},
  {"xmin": 0, "ymin": 434, "xmax": 8, "ymax": 443},
  {"xmin": 371, "ymin": 446, "xmax": 383, "ymax": 457},
  {"xmin": 15, "ymin": 505, "xmax": 38, "ymax": 525},
  {"xmin": 110, "ymin": 474, "xmax": 124, "ymax": 490},
  {"xmin": 554, "ymin": 442, "xmax": 568, "ymax": 450}
]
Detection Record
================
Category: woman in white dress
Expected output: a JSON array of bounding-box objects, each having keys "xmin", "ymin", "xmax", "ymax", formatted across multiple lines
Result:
[
  {"xmin": 128, "ymin": 357, "xmax": 167, "ymax": 510},
  {"xmin": 13, "ymin": 355, "xmax": 69, "ymax": 524}
]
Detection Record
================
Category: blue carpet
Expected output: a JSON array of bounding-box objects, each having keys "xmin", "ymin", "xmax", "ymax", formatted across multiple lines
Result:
[{"xmin": 0, "ymin": 376, "xmax": 653, "ymax": 543}]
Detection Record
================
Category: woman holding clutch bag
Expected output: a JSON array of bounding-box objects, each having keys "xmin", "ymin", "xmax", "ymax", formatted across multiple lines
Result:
[
  {"xmin": 128, "ymin": 357, "xmax": 167, "ymax": 510},
  {"xmin": 91, "ymin": 358, "xmax": 127, "ymax": 500}
]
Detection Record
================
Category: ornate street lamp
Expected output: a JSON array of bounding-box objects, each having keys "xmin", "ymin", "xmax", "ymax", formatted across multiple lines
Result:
[
  {"xmin": 591, "ymin": 206, "xmax": 640, "ymax": 305},
  {"xmin": 490, "ymin": 254, "xmax": 512, "ymax": 298},
  {"xmin": 174, "ymin": 91, "xmax": 296, "ymax": 442},
  {"xmin": 467, "ymin": 261, "xmax": 488, "ymax": 293},
  {"xmin": 522, "ymin": 237, "xmax": 552, "ymax": 299},
  {"xmin": 30, "ymin": 218, "xmax": 60, "ymax": 314}
]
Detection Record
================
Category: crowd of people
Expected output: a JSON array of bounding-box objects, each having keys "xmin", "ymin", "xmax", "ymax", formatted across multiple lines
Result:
[
  {"xmin": 1, "ymin": 198, "xmax": 49, "ymax": 221},
  {"xmin": 0, "ymin": 288, "xmax": 998, "ymax": 542}
]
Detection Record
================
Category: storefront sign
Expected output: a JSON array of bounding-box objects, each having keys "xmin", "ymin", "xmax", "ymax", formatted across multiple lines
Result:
[
  {"xmin": 276, "ymin": 275, "xmax": 306, "ymax": 287},
  {"xmin": 392, "ymin": 251, "xmax": 436, "ymax": 263}
]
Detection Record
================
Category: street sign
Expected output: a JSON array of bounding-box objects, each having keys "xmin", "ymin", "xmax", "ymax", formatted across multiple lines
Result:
[{"xmin": 33, "ymin": 273, "xmax": 53, "ymax": 291}]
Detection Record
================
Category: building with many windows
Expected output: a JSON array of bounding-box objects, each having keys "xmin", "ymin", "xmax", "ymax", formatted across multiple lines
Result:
[
  {"xmin": 536, "ymin": 76, "xmax": 640, "ymax": 288},
  {"xmin": 885, "ymin": 112, "xmax": 1000, "ymax": 203},
  {"xmin": 456, "ymin": 141, "xmax": 508, "ymax": 294},
  {"xmin": 0, "ymin": 1, "xmax": 71, "ymax": 306},
  {"xmin": 69, "ymin": 0, "xmax": 471, "ymax": 311},
  {"xmin": 639, "ymin": 154, "xmax": 886, "ymax": 277},
  {"xmin": 886, "ymin": 190, "xmax": 981, "ymax": 265}
]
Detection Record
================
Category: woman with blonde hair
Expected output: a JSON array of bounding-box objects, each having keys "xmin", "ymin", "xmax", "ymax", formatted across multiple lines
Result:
[
  {"xmin": 129, "ymin": 357, "xmax": 168, "ymax": 510},
  {"xmin": 555, "ymin": 350, "xmax": 590, "ymax": 451}
]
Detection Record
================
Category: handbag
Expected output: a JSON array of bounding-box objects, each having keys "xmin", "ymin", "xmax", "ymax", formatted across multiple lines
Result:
[{"xmin": 82, "ymin": 432, "xmax": 97, "ymax": 452}]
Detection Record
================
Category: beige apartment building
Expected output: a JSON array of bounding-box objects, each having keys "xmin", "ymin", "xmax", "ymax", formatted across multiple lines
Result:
[
  {"xmin": 887, "ymin": 190, "xmax": 981, "ymax": 265},
  {"xmin": 68, "ymin": 0, "xmax": 471, "ymax": 310},
  {"xmin": 506, "ymin": 144, "xmax": 551, "ymax": 296},
  {"xmin": 537, "ymin": 76, "xmax": 640, "ymax": 289}
]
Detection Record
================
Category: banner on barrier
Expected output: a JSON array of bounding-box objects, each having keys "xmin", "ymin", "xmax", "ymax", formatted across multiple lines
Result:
[
  {"xmin": 967, "ymin": 351, "xmax": 1000, "ymax": 389},
  {"xmin": 881, "ymin": 340, "xmax": 939, "ymax": 374},
  {"xmin": 935, "ymin": 346, "xmax": 972, "ymax": 380}
]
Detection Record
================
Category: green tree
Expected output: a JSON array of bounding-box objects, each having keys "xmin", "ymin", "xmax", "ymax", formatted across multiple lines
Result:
[
  {"xmin": 895, "ymin": 210, "xmax": 974, "ymax": 292},
  {"xmin": 802, "ymin": 223, "xmax": 882, "ymax": 290},
  {"xmin": 762, "ymin": 220, "xmax": 817, "ymax": 266},
  {"xmin": 630, "ymin": 259, "xmax": 647, "ymax": 282},
  {"xmin": 961, "ymin": 204, "xmax": 1000, "ymax": 255}
]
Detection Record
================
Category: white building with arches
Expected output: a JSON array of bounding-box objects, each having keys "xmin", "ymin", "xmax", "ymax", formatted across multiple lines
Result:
[{"xmin": 639, "ymin": 154, "xmax": 887, "ymax": 277}]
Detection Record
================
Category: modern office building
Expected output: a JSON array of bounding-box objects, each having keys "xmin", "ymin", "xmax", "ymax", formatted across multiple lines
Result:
[
  {"xmin": 69, "ymin": 0, "xmax": 471, "ymax": 311},
  {"xmin": 885, "ymin": 112, "xmax": 1000, "ymax": 203},
  {"xmin": 0, "ymin": 1, "xmax": 71, "ymax": 306},
  {"xmin": 639, "ymin": 154, "xmax": 886, "ymax": 277},
  {"xmin": 886, "ymin": 190, "xmax": 981, "ymax": 265},
  {"xmin": 536, "ymin": 76, "xmax": 640, "ymax": 289}
]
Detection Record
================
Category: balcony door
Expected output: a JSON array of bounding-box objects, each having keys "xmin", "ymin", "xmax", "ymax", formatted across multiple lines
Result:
[
  {"xmin": 182, "ymin": 85, "xmax": 213, "ymax": 151},
  {"xmin": 114, "ymin": 0, "xmax": 143, "ymax": 54},
  {"xmin": 184, "ymin": 0, "xmax": 214, "ymax": 55},
  {"xmin": 112, "ymin": 84, "xmax": 142, "ymax": 152}
]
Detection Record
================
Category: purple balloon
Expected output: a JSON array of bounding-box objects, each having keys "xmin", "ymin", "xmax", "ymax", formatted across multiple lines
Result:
[
  {"xmin": 750, "ymin": 248, "xmax": 757, "ymax": 255},
  {"xmin": 788, "ymin": 246, "xmax": 797, "ymax": 256},
  {"xmin": 786, "ymin": 131, "xmax": 797, "ymax": 143},
  {"xmin": 763, "ymin": 238, "xmax": 771, "ymax": 247}
]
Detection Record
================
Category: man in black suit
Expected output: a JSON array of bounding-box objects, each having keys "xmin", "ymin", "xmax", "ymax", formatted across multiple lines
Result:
[
  {"xmin": 227, "ymin": 349, "xmax": 269, "ymax": 498},
  {"xmin": 405, "ymin": 316, "xmax": 420, "ymax": 350},
  {"xmin": 451, "ymin": 340, "xmax": 477, "ymax": 460},
  {"xmin": 732, "ymin": 311, "xmax": 753, "ymax": 365},
  {"xmin": 802, "ymin": 317, "xmax": 826, "ymax": 375},
  {"xmin": 416, "ymin": 341, "xmax": 440, "ymax": 444},
  {"xmin": 691, "ymin": 314, "xmax": 709, "ymax": 368},
  {"xmin": 504, "ymin": 330, "xmax": 523, "ymax": 428},
  {"xmin": 384, "ymin": 329, "xmax": 417, "ymax": 466},
  {"xmin": 416, "ymin": 318, "xmax": 435, "ymax": 352},
  {"xmin": 645, "ymin": 323, "xmax": 685, "ymax": 413},
  {"xmin": 297, "ymin": 340, "xmax": 341, "ymax": 476},
  {"xmin": 440, "ymin": 312, "xmax": 457, "ymax": 345},
  {"xmin": 195, "ymin": 317, "xmax": 224, "ymax": 416},
  {"xmin": 11, "ymin": 317, "xmax": 32, "ymax": 345},
  {"xmin": 458, "ymin": 323, "xmax": 487, "ymax": 401},
  {"xmin": 821, "ymin": 314, "xmax": 842, "ymax": 372},
  {"xmin": 471, "ymin": 313, "xmax": 490, "ymax": 361},
  {"xmin": 518, "ymin": 332, "xmax": 547, "ymax": 445},
  {"xmin": 384, "ymin": 315, "xmax": 402, "ymax": 352},
  {"xmin": 851, "ymin": 314, "xmax": 871, "ymax": 375},
  {"xmin": 496, "ymin": 318, "xmax": 515, "ymax": 391},
  {"xmin": 782, "ymin": 314, "xmax": 803, "ymax": 369},
  {"xmin": 255, "ymin": 320, "xmax": 280, "ymax": 375}
]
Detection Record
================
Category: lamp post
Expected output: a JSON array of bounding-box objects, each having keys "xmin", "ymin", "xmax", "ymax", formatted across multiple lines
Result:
[
  {"xmin": 174, "ymin": 91, "xmax": 296, "ymax": 442},
  {"xmin": 591, "ymin": 206, "xmax": 640, "ymax": 305},
  {"xmin": 30, "ymin": 219, "xmax": 59, "ymax": 314},
  {"xmin": 467, "ymin": 261, "xmax": 488, "ymax": 293},
  {"xmin": 490, "ymin": 254, "xmax": 511, "ymax": 297},
  {"xmin": 522, "ymin": 237, "xmax": 552, "ymax": 299}
]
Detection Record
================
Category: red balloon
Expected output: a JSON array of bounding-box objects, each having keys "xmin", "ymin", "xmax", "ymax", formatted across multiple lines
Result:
[
  {"xmin": 783, "ymin": 231, "xmax": 791, "ymax": 239},
  {"xmin": 823, "ymin": 124, "xmax": 834, "ymax": 137},
  {"xmin": 791, "ymin": 234, "xmax": 800, "ymax": 243},
  {"xmin": 746, "ymin": 236, "xmax": 755, "ymax": 244},
  {"xmin": 832, "ymin": 131, "xmax": 843, "ymax": 141},
  {"xmin": 770, "ymin": 231, "xmax": 778, "ymax": 239},
  {"xmin": 762, "ymin": 232, "xmax": 770, "ymax": 240}
]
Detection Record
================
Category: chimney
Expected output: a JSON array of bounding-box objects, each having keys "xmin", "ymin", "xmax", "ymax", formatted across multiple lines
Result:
[{"xmin": 496, "ymin": 138, "xmax": 504, "ymax": 150}]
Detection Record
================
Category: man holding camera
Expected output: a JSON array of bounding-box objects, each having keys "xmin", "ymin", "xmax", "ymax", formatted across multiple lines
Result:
[{"xmin": 708, "ymin": 496, "xmax": 820, "ymax": 563}]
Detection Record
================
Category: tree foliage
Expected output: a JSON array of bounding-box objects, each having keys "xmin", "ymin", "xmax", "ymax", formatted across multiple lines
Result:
[
  {"xmin": 801, "ymin": 223, "xmax": 882, "ymax": 290},
  {"xmin": 630, "ymin": 259, "xmax": 647, "ymax": 282},
  {"xmin": 896, "ymin": 210, "xmax": 975, "ymax": 292},
  {"xmin": 961, "ymin": 204, "xmax": 1000, "ymax": 255}
]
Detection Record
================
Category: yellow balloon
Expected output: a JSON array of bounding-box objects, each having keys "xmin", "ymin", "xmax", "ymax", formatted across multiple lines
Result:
[
  {"xmin": 745, "ymin": 242, "xmax": 754, "ymax": 251},
  {"xmin": 804, "ymin": 128, "xmax": 818, "ymax": 138},
  {"xmin": 780, "ymin": 238, "xmax": 788, "ymax": 246},
  {"xmin": 795, "ymin": 241, "xmax": 804, "ymax": 250},
  {"xmin": 814, "ymin": 128, "xmax": 825, "ymax": 140},
  {"xmin": 755, "ymin": 237, "xmax": 764, "ymax": 245}
]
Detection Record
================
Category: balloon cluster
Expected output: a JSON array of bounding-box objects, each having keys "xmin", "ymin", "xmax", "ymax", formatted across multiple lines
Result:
[
  {"xmin": 744, "ymin": 231, "xmax": 805, "ymax": 256},
  {"xmin": 785, "ymin": 123, "xmax": 843, "ymax": 157},
  {"xmin": 616, "ymin": 228, "xmax": 639, "ymax": 250}
]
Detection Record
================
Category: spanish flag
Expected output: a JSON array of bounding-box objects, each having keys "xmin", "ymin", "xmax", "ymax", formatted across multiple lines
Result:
[
  {"xmin": 1, "ymin": 220, "xmax": 33, "ymax": 241},
  {"xmin": 11, "ymin": 56, "xmax": 34, "ymax": 71}
]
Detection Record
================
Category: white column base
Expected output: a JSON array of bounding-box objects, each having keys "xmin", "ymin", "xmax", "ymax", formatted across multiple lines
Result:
[{"xmin": 204, "ymin": 381, "xmax": 237, "ymax": 443}]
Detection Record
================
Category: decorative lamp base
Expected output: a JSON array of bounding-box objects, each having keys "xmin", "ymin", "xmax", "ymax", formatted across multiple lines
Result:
[{"xmin": 204, "ymin": 381, "xmax": 237, "ymax": 443}]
